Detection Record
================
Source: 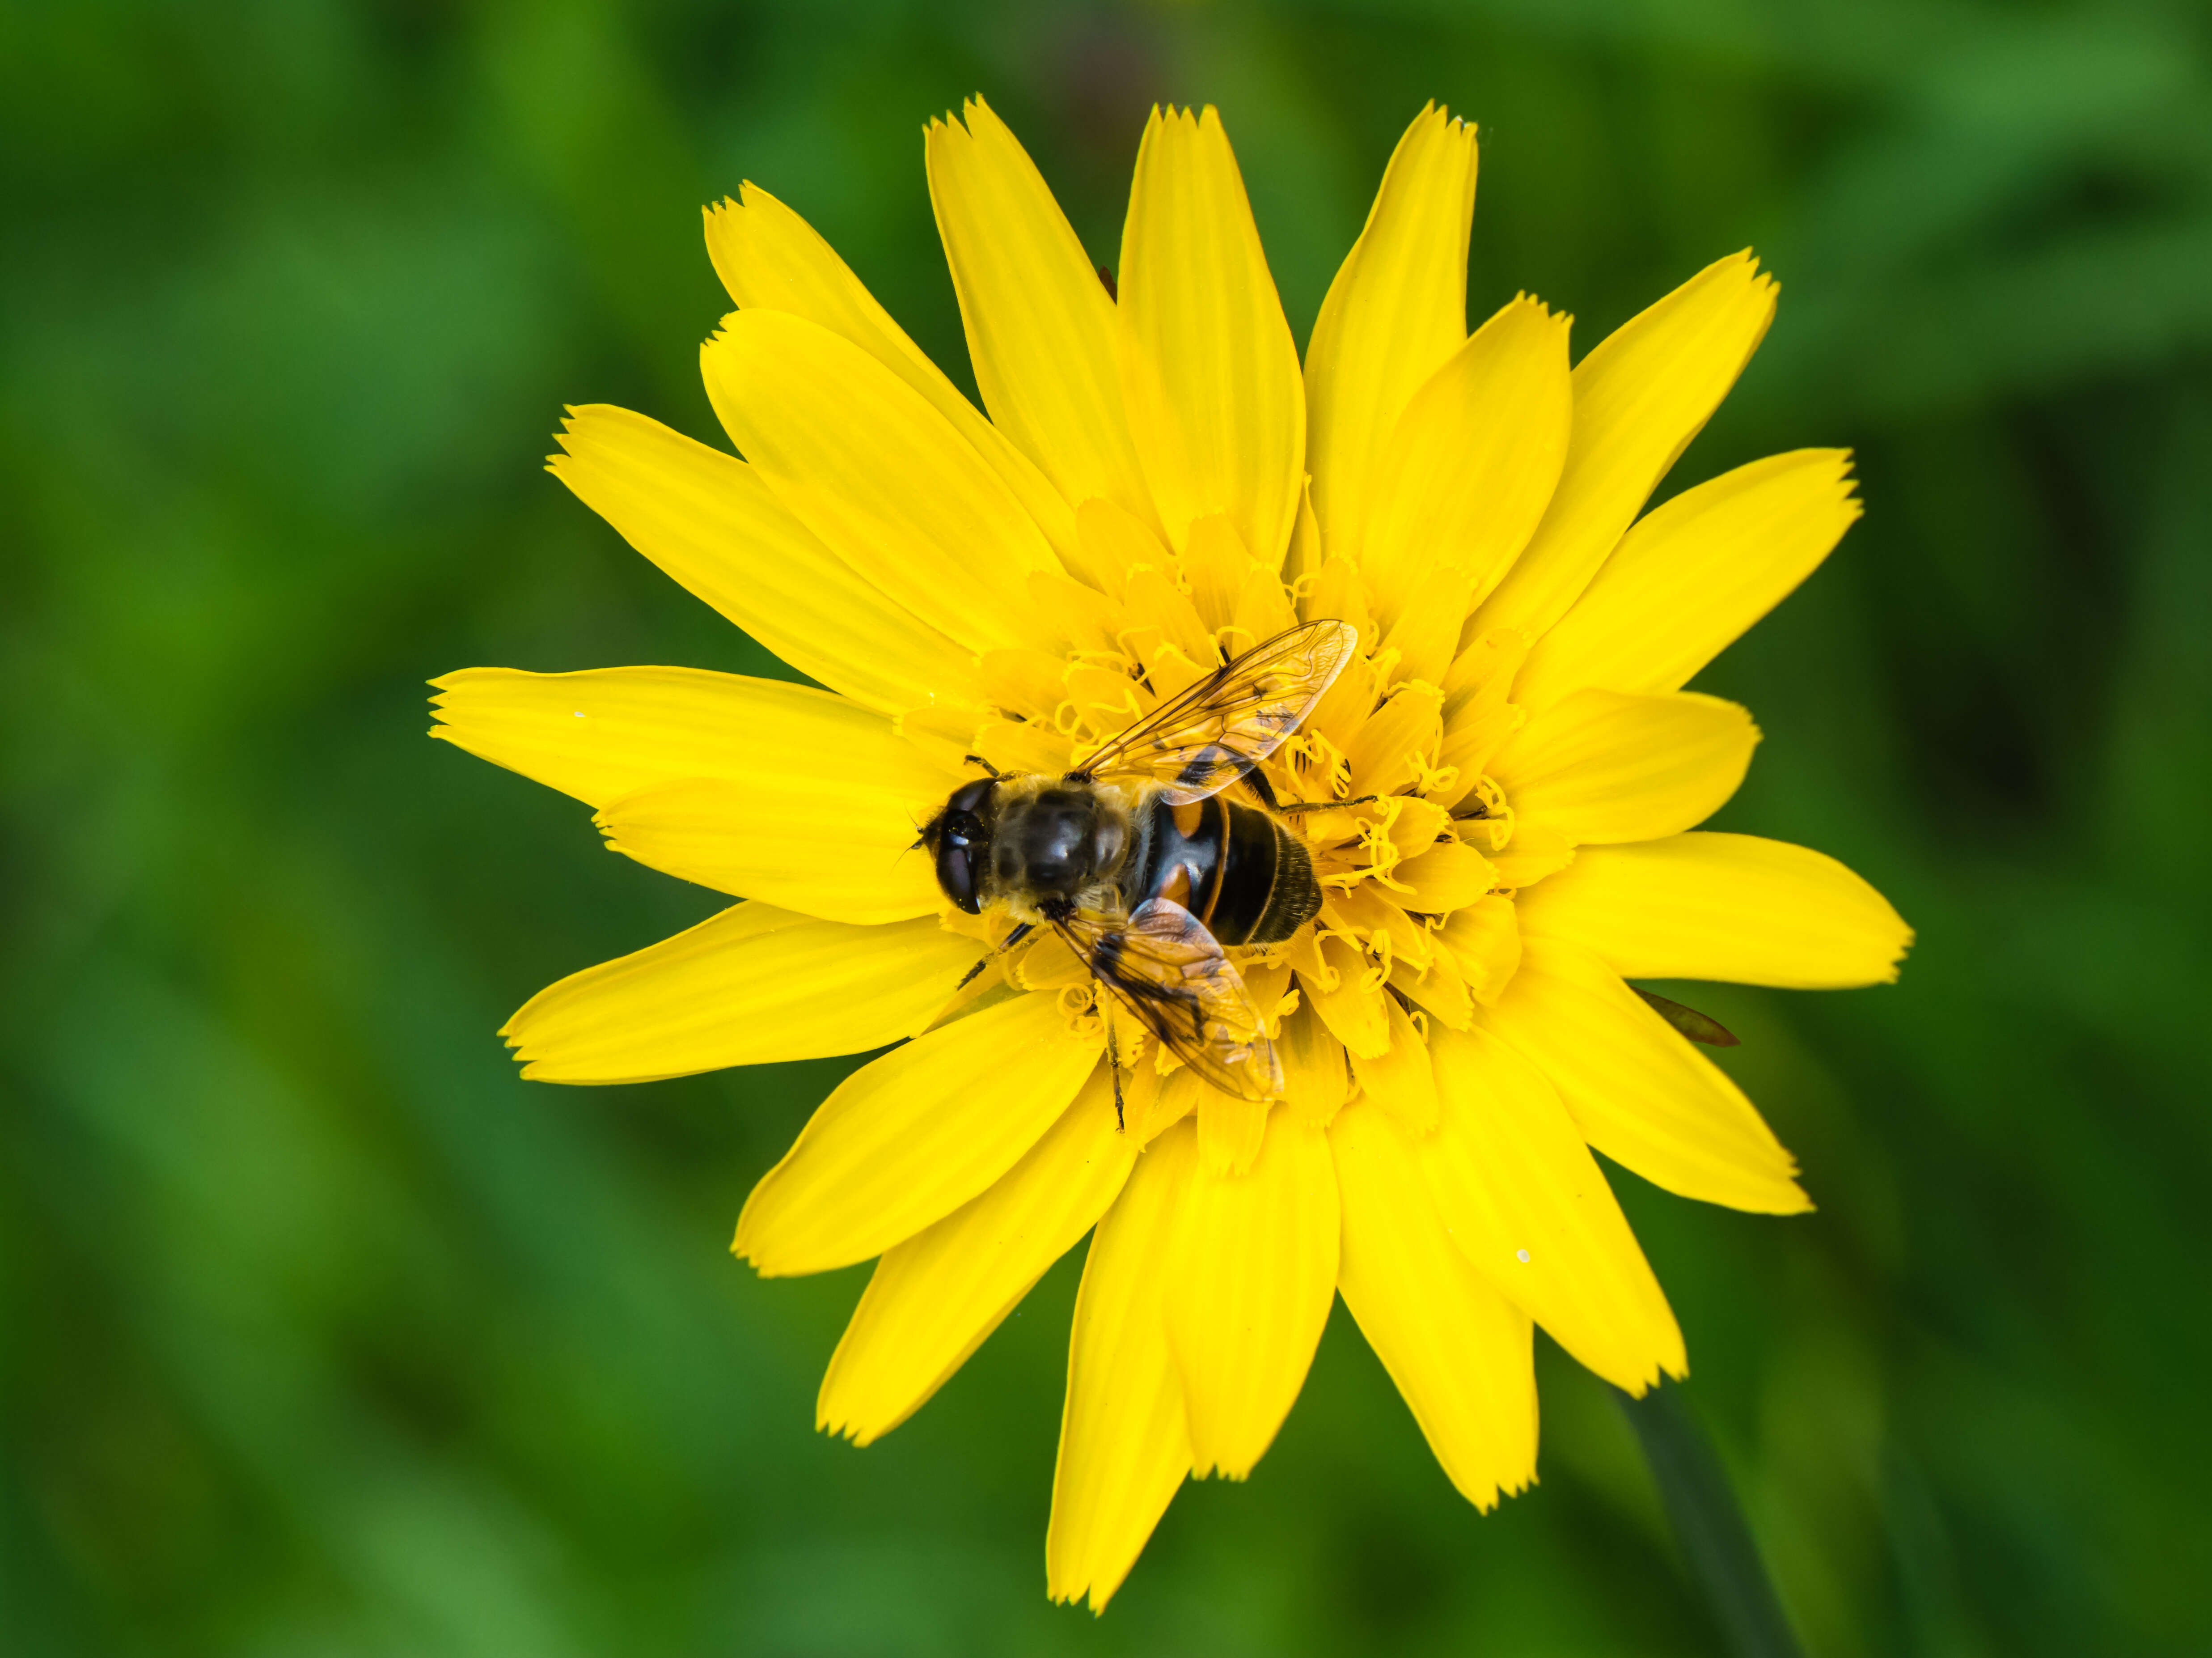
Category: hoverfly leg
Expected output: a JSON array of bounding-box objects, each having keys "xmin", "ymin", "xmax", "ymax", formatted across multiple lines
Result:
[
  {"xmin": 952, "ymin": 920, "xmax": 1040, "ymax": 995},
  {"xmin": 1236, "ymin": 762, "xmax": 1281, "ymax": 811},
  {"xmin": 1278, "ymin": 793, "xmax": 1379, "ymax": 814},
  {"xmin": 1106, "ymin": 1016, "xmax": 1125, "ymax": 1132}
]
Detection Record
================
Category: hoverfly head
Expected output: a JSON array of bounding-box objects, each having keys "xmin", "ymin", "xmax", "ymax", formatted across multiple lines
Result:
[{"xmin": 922, "ymin": 776, "xmax": 998, "ymax": 914}]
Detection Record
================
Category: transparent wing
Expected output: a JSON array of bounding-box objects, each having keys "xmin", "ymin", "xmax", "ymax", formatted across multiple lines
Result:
[
  {"xmin": 1071, "ymin": 619, "xmax": 1359, "ymax": 806},
  {"xmin": 1053, "ymin": 899, "xmax": 1284, "ymax": 1101}
]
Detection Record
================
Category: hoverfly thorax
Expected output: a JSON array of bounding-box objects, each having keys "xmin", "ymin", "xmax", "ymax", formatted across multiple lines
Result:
[{"xmin": 989, "ymin": 784, "xmax": 1132, "ymax": 907}]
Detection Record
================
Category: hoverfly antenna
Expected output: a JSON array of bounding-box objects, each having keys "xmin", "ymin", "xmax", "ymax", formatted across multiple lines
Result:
[{"xmin": 961, "ymin": 754, "xmax": 1002, "ymax": 776}]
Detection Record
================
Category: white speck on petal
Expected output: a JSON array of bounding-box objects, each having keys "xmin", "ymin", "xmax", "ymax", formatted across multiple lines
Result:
[{"xmin": 1516, "ymin": 1248, "xmax": 1531, "ymax": 1263}]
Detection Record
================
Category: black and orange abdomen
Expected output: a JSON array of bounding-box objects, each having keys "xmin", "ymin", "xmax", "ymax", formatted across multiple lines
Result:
[{"xmin": 1122, "ymin": 794, "xmax": 1322, "ymax": 947}]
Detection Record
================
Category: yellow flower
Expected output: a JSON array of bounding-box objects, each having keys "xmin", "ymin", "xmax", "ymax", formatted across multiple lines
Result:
[{"xmin": 431, "ymin": 99, "xmax": 1911, "ymax": 1610}]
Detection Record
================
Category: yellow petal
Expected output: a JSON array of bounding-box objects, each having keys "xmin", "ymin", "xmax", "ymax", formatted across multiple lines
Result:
[
  {"xmin": 1380, "ymin": 796, "xmax": 1453, "ymax": 865},
  {"xmin": 1129, "ymin": 1067, "xmax": 1206, "ymax": 1147},
  {"xmin": 1474, "ymin": 252, "xmax": 1779, "ymax": 640},
  {"xmin": 1444, "ymin": 626, "xmax": 1531, "ymax": 716},
  {"xmin": 975, "ymin": 717, "xmax": 1074, "ymax": 779},
  {"xmin": 1294, "ymin": 931, "xmax": 1390, "ymax": 1059},
  {"xmin": 432, "ymin": 669, "xmax": 957, "ymax": 923},
  {"xmin": 504, "ymin": 904, "xmax": 980, "ymax": 1084},
  {"xmin": 1330, "ymin": 1098, "xmax": 1537, "ymax": 1508},
  {"xmin": 1348, "ymin": 996, "xmax": 1439, "ymax": 1133},
  {"xmin": 1489, "ymin": 688, "xmax": 1757, "ymax": 845},
  {"xmin": 1163, "ymin": 1109, "xmax": 1340, "ymax": 1478},
  {"xmin": 1438, "ymin": 698, "xmax": 1527, "ymax": 809},
  {"xmin": 1065, "ymin": 662, "xmax": 1150, "ymax": 740},
  {"xmin": 1423, "ymin": 1025, "xmax": 1686, "ymax": 1391},
  {"xmin": 703, "ymin": 182, "xmax": 1078, "ymax": 563},
  {"xmin": 1230, "ymin": 556, "xmax": 1301, "ymax": 652},
  {"xmin": 1327, "ymin": 885, "xmax": 1434, "ymax": 972},
  {"xmin": 1482, "ymin": 937, "xmax": 1810, "ymax": 1213},
  {"xmin": 1390, "ymin": 948, "xmax": 1472, "ymax": 1032},
  {"xmin": 1196, "ymin": 1090, "xmax": 1270, "ymax": 1176},
  {"xmin": 1285, "ymin": 475, "xmax": 1324, "ymax": 587},
  {"xmin": 1179, "ymin": 513, "xmax": 1256, "ymax": 633},
  {"xmin": 1395, "ymin": 839, "xmax": 1497, "ymax": 914},
  {"xmin": 1241, "ymin": 959, "xmax": 1294, "ymax": 1029},
  {"xmin": 1300, "ymin": 551, "xmax": 1376, "ymax": 650},
  {"xmin": 819, "ymin": 1067, "xmax": 1136, "ymax": 1446},
  {"xmin": 1304, "ymin": 105, "xmax": 1478, "ymax": 558},
  {"xmin": 977, "ymin": 648, "xmax": 1070, "ymax": 723},
  {"xmin": 1362, "ymin": 297, "xmax": 1573, "ymax": 631},
  {"xmin": 926, "ymin": 99, "xmax": 1154, "ymax": 528},
  {"xmin": 1437, "ymin": 894, "xmax": 1522, "ymax": 1005},
  {"xmin": 429, "ymin": 666, "xmax": 953, "ymax": 813},
  {"xmin": 1073, "ymin": 496, "xmax": 1173, "ymax": 598},
  {"xmin": 1277, "ymin": 998, "xmax": 1351, "ymax": 1126},
  {"xmin": 1344, "ymin": 682, "xmax": 1444, "ymax": 799},
  {"xmin": 1303, "ymin": 623, "xmax": 1380, "ymax": 757},
  {"xmin": 702, "ymin": 309, "xmax": 1057, "ymax": 654},
  {"xmin": 1438, "ymin": 626, "xmax": 1532, "ymax": 800},
  {"xmin": 1119, "ymin": 565, "xmax": 1217, "ymax": 672},
  {"xmin": 1027, "ymin": 568, "xmax": 1125, "ymax": 656},
  {"xmin": 1518, "ymin": 832, "xmax": 1912, "ymax": 989},
  {"xmin": 1515, "ymin": 449, "xmax": 1861, "ymax": 712},
  {"xmin": 1048, "ymin": 1124, "xmax": 1195, "ymax": 1611},
  {"xmin": 734, "ymin": 992, "xmax": 1102, "ymax": 1276},
  {"xmin": 595, "ymin": 773, "xmax": 942, "ymax": 923},
  {"xmin": 1376, "ymin": 565, "xmax": 1475, "ymax": 691},
  {"xmin": 1487, "ymin": 821, "xmax": 1577, "ymax": 891},
  {"xmin": 1011, "ymin": 929, "xmax": 1091, "ymax": 992},
  {"xmin": 1119, "ymin": 106, "xmax": 1304, "ymax": 563},
  {"xmin": 548, "ymin": 406, "xmax": 981, "ymax": 719}
]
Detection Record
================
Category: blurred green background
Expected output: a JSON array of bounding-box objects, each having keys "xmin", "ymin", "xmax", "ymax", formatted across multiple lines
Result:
[{"xmin": 7, "ymin": 0, "xmax": 2211, "ymax": 1652}]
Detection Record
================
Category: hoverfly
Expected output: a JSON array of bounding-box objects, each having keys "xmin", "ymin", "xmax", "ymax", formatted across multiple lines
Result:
[{"xmin": 919, "ymin": 619, "xmax": 1362, "ymax": 1118}]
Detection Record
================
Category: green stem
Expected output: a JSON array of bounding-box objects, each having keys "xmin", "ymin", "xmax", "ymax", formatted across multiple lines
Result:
[{"xmin": 1614, "ymin": 1382, "xmax": 1805, "ymax": 1658}]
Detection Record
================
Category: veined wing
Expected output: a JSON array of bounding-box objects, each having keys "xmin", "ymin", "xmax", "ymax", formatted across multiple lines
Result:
[
  {"xmin": 1052, "ymin": 899, "xmax": 1283, "ymax": 1102},
  {"xmin": 1070, "ymin": 619, "xmax": 1359, "ymax": 806}
]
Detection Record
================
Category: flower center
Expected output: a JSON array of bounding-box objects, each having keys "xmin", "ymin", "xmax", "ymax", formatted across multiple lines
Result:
[{"xmin": 952, "ymin": 549, "xmax": 1540, "ymax": 1081}]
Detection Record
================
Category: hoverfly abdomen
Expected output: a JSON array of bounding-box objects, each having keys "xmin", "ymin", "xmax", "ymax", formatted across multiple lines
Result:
[
  {"xmin": 1239, "ymin": 810, "xmax": 1324, "ymax": 945},
  {"xmin": 1124, "ymin": 794, "xmax": 1323, "ymax": 948},
  {"xmin": 1209, "ymin": 798, "xmax": 1286, "ymax": 944}
]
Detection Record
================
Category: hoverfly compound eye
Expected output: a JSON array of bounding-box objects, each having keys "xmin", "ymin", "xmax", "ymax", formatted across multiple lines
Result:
[
  {"xmin": 937, "ymin": 841, "xmax": 980, "ymax": 912},
  {"xmin": 945, "ymin": 778, "xmax": 996, "ymax": 819},
  {"xmin": 931, "ymin": 781, "xmax": 996, "ymax": 913}
]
